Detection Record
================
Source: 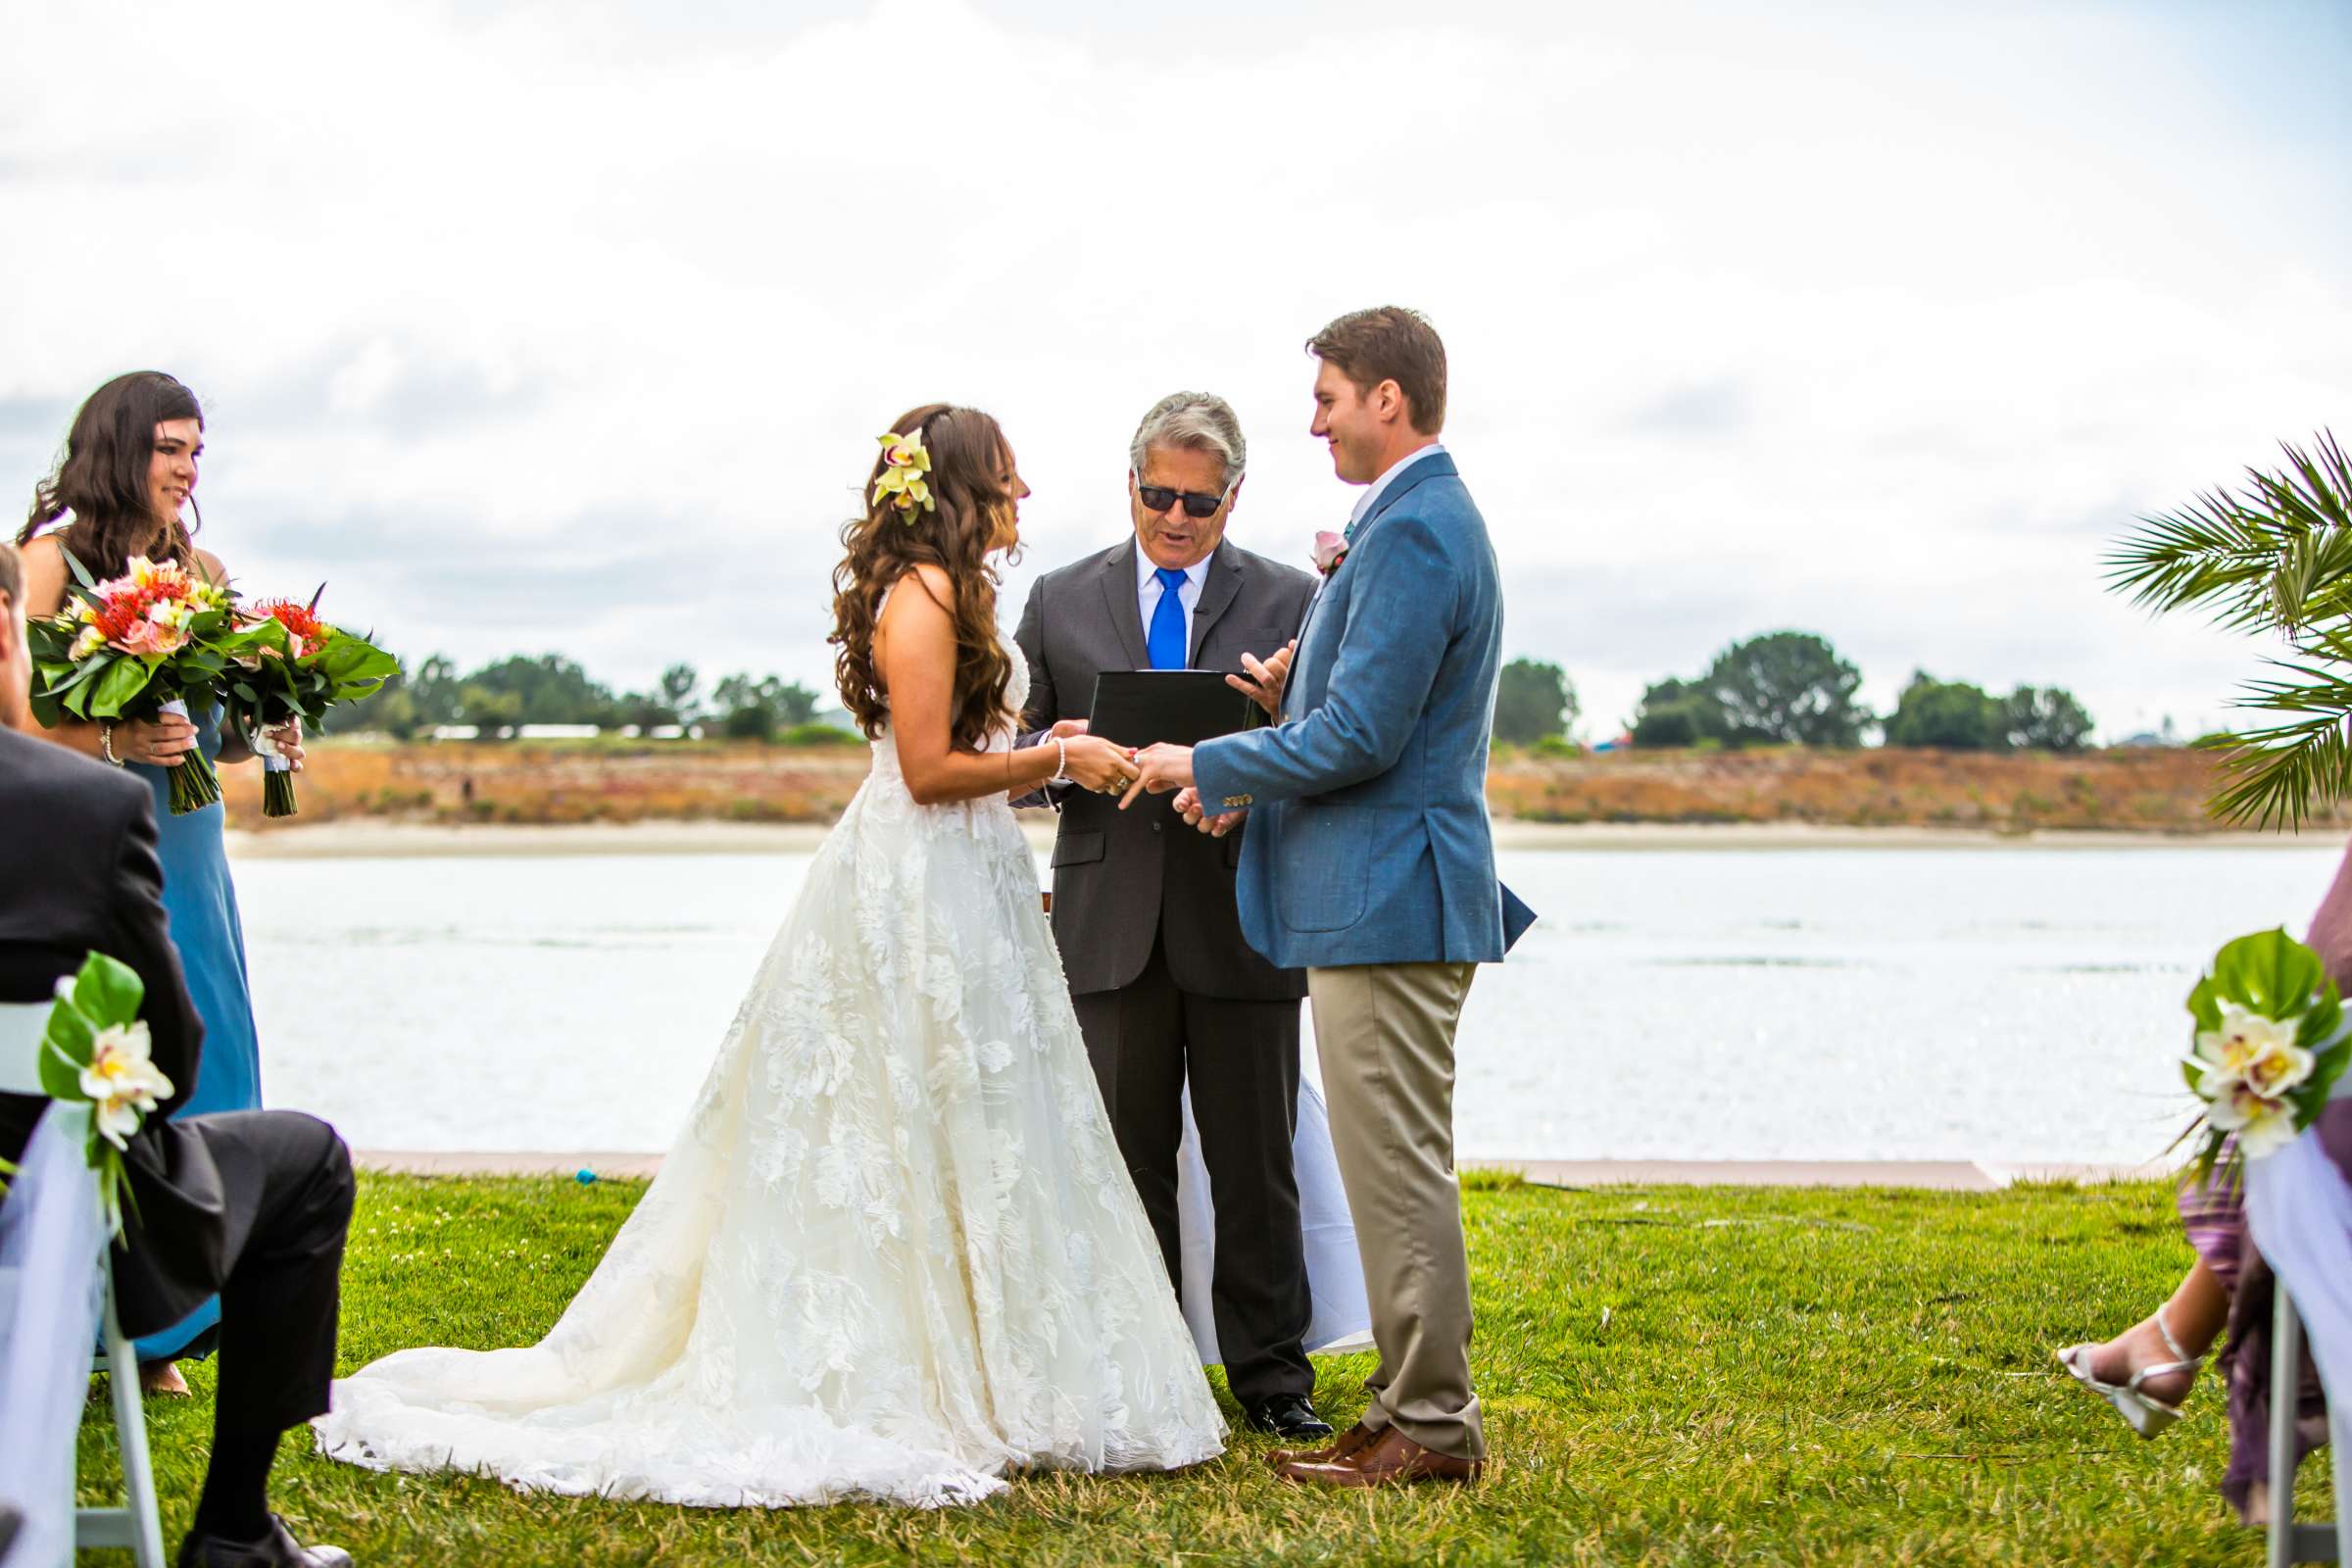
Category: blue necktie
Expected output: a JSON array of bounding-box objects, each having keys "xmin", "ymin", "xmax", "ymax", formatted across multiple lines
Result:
[{"xmin": 1148, "ymin": 567, "xmax": 1189, "ymax": 670}]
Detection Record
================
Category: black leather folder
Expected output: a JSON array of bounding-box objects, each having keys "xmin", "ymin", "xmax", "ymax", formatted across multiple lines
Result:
[{"xmin": 1086, "ymin": 669, "xmax": 1257, "ymax": 749}]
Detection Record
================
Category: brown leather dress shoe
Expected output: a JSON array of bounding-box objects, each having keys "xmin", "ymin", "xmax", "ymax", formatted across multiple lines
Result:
[
  {"xmin": 1276, "ymin": 1425, "xmax": 1485, "ymax": 1488},
  {"xmin": 1265, "ymin": 1420, "xmax": 1377, "ymax": 1469}
]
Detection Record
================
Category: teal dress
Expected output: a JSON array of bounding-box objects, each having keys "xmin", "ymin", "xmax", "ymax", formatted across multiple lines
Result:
[{"xmin": 126, "ymin": 704, "xmax": 262, "ymax": 1361}]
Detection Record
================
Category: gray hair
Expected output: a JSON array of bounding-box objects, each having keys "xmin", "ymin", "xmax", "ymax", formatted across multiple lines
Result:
[{"xmin": 1129, "ymin": 392, "xmax": 1247, "ymax": 489}]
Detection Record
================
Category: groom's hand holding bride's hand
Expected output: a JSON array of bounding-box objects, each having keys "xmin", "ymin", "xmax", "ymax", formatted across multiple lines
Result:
[
  {"xmin": 1118, "ymin": 743, "xmax": 1195, "ymax": 809},
  {"xmin": 1060, "ymin": 732, "xmax": 1141, "ymax": 796}
]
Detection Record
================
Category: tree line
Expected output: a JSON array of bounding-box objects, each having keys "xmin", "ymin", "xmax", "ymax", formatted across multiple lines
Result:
[
  {"xmin": 343, "ymin": 655, "xmax": 841, "ymax": 742},
  {"xmin": 346, "ymin": 629, "xmax": 2094, "ymax": 754},
  {"xmin": 1493, "ymin": 630, "xmax": 2096, "ymax": 752}
]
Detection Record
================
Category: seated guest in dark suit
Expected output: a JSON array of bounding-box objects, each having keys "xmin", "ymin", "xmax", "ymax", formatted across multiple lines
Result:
[{"xmin": 0, "ymin": 540, "xmax": 357, "ymax": 1568}]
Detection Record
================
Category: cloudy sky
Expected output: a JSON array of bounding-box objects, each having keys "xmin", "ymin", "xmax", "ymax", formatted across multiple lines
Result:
[{"xmin": 4, "ymin": 0, "xmax": 2346, "ymax": 739}]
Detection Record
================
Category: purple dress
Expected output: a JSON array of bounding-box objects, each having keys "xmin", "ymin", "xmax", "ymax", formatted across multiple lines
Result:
[{"xmin": 2180, "ymin": 839, "xmax": 2352, "ymax": 1510}]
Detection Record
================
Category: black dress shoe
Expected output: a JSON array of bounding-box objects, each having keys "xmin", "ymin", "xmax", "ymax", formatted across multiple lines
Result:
[
  {"xmin": 178, "ymin": 1515, "xmax": 353, "ymax": 1568},
  {"xmin": 1242, "ymin": 1393, "xmax": 1335, "ymax": 1442}
]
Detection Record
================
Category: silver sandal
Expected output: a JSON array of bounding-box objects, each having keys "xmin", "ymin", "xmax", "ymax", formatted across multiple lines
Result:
[{"xmin": 2055, "ymin": 1309, "xmax": 2201, "ymax": 1439}]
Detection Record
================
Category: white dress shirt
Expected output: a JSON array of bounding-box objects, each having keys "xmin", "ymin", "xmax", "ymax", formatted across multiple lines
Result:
[
  {"xmin": 1347, "ymin": 440, "xmax": 1448, "ymax": 531},
  {"xmin": 1136, "ymin": 547, "xmax": 1212, "ymax": 664}
]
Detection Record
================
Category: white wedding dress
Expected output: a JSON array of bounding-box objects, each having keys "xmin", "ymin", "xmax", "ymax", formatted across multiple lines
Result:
[{"xmin": 314, "ymin": 617, "xmax": 1225, "ymax": 1507}]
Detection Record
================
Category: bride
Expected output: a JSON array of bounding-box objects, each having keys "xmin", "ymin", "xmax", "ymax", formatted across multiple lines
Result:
[{"xmin": 315, "ymin": 406, "xmax": 1226, "ymax": 1506}]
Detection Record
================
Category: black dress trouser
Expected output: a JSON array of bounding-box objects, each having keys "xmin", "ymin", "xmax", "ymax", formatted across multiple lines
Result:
[
  {"xmin": 138, "ymin": 1110, "xmax": 355, "ymax": 1432},
  {"xmin": 1071, "ymin": 935, "xmax": 1313, "ymax": 1406}
]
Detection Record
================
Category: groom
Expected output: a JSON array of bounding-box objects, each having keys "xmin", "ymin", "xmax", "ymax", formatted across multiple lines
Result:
[{"xmin": 1125, "ymin": 307, "xmax": 1534, "ymax": 1488}]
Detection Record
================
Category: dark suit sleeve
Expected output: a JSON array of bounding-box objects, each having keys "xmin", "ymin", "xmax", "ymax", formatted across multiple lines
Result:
[
  {"xmin": 1009, "ymin": 576, "xmax": 1061, "ymax": 811},
  {"xmin": 102, "ymin": 785, "xmax": 205, "ymax": 1119},
  {"xmin": 1014, "ymin": 575, "xmax": 1055, "ymax": 734}
]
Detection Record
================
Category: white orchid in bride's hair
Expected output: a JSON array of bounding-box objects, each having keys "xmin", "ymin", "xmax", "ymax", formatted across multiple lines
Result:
[
  {"xmin": 873, "ymin": 430, "xmax": 936, "ymax": 519},
  {"xmin": 879, "ymin": 430, "xmax": 931, "ymax": 473},
  {"xmin": 2177, "ymin": 929, "xmax": 2352, "ymax": 1176}
]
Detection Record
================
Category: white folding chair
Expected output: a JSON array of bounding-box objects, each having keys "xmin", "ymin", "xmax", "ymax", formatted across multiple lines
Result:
[
  {"xmin": 2267, "ymin": 1286, "xmax": 2352, "ymax": 1567},
  {"xmin": 0, "ymin": 1000, "xmax": 168, "ymax": 1568}
]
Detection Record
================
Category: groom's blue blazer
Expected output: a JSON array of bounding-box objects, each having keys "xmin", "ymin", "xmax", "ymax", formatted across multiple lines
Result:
[{"xmin": 1193, "ymin": 450, "xmax": 1536, "ymax": 971}]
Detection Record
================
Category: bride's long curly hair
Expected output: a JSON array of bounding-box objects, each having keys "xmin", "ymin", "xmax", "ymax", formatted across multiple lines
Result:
[
  {"xmin": 830, "ymin": 405, "xmax": 1023, "ymax": 750},
  {"xmin": 17, "ymin": 371, "xmax": 206, "ymax": 578}
]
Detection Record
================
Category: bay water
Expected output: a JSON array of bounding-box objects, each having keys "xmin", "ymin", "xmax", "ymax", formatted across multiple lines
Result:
[{"xmin": 231, "ymin": 841, "xmax": 2343, "ymax": 1163}]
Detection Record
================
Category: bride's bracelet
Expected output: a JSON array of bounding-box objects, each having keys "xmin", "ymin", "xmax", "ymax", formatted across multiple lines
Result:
[{"xmin": 1051, "ymin": 738, "xmax": 1069, "ymax": 784}]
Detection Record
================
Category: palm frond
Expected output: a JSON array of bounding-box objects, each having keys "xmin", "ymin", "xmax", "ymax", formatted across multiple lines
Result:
[
  {"xmin": 2196, "ymin": 655, "xmax": 2352, "ymax": 829},
  {"xmin": 2108, "ymin": 431, "xmax": 2352, "ymax": 829},
  {"xmin": 2106, "ymin": 431, "xmax": 2352, "ymax": 631},
  {"xmin": 2103, "ymin": 486, "xmax": 2282, "ymax": 627}
]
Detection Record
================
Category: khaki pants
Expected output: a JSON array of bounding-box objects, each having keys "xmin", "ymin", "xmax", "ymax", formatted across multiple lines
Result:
[{"xmin": 1307, "ymin": 959, "xmax": 1483, "ymax": 1460}]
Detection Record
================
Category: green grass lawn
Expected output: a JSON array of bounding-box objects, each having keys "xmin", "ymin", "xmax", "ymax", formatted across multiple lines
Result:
[{"xmin": 74, "ymin": 1173, "xmax": 2316, "ymax": 1566}]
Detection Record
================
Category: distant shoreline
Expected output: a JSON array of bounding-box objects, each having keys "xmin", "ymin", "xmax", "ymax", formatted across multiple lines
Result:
[
  {"xmin": 223, "ymin": 817, "xmax": 2333, "ymax": 859},
  {"xmin": 212, "ymin": 739, "xmax": 2346, "ymax": 841}
]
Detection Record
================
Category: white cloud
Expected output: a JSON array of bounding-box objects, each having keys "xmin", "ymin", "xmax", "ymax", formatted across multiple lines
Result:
[{"xmin": 2, "ymin": 0, "xmax": 2344, "ymax": 739}]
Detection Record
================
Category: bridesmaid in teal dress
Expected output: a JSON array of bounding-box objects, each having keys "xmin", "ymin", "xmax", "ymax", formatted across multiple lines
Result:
[{"xmin": 14, "ymin": 371, "xmax": 303, "ymax": 1394}]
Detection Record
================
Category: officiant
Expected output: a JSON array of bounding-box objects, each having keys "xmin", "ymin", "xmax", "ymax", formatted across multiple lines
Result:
[{"xmin": 1012, "ymin": 392, "xmax": 1329, "ymax": 1443}]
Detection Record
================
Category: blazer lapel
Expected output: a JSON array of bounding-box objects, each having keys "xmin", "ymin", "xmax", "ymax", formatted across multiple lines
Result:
[
  {"xmin": 1187, "ymin": 544, "xmax": 1244, "ymax": 663},
  {"xmin": 1348, "ymin": 449, "xmax": 1456, "ymax": 549},
  {"xmin": 1099, "ymin": 537, "xmax": 1151, "ymax": 670},
  {"xmin": 1283, "ymin": 452, "xmax": 1456, "ymax": 714}
]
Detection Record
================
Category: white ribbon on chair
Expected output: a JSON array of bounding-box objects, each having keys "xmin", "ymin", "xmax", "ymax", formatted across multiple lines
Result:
[
  {"xmin": 2242, "ymin": 1121, "xmax": 2352, "ymax": 1566},
  {"xmin": 0, "ymin": 1102, "xmax": 110, "ymax": 1568}
]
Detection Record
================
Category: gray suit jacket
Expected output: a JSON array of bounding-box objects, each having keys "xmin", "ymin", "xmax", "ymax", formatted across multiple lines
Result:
[{"xmin": 1015, "ymin": 536, "xmax": 1318, "ymax": 1001}]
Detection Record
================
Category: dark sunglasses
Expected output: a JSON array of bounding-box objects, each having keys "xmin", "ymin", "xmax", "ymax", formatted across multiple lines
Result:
[{"xmin": 1136, "ymin": 481, "xmax": 1232, "ymax": 519}]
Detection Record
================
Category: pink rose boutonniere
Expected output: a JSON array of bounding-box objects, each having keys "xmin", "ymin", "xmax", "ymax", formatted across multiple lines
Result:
[{"xmin": 1311, "ymin": 530, "xmax": 1349, "ymax": 577}]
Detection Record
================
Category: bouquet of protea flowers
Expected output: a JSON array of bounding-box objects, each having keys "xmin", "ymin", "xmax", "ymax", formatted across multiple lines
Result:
[
  {"xmin": 219, "ymin": 590, "xmax": 401, "ymax": 816},
  {"xmin": 27, "ymin": 554, "xmax": 246, "ymax": 814},
  {"xmin": 2180, "ymin": 929, "xmax": 2352, "ymax": 1173},
  {"xmin": 38, "ymin": 952, "xmax": 174, "ymax": 1236}
]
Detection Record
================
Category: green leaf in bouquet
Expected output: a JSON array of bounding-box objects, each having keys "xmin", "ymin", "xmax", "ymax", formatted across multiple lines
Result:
[
  {"xmin": 2296, "ymin": 987, "xmax": 2345, "ymax": 1052},
  {"xmin": 88, "ymin": 656, "xmax": 155, "ymax": 718},
  {"xmin": 28, "ymin": 656, "xmax": 96, "ymax": 728},
  {"xmin": 70, "ymin": 951, "xmax": 145, "ymax": 1031},
  {"xmin": 2303, "ymin": 1021, "xmax": 2352, "ymax": 1107},
  {"xmin": 2212, "ymin": 928, "xmax": 2327, "ymax": 1018},
  {"xmin": 39, "ymin": 998, "xmax": 93, "ymax": 1093},
  {"xmin": 317, "ymin": 635, "xmax": 400, "ymax": 689},
  {"xmin": 60, "ymin": 545, "xmax": 98, "ymax": 590},
  {"xmin": 2185, "ymin": 972, "xmax": 2225, "ymax": 1033},
  {"xmin": 45, "ymin": 651, "xmax": 103, "ymax": 689}
]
